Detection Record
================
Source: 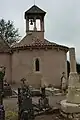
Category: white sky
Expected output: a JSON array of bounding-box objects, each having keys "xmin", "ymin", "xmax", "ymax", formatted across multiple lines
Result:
[{"xmin": 0, "ymin": 0, "xmax": 80, "ymax": 62}]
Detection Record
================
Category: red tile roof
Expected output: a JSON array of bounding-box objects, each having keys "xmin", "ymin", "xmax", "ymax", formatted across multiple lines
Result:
[{"xmin": 12, "ymin": 35, "xmax": 69, "ymax": 52}]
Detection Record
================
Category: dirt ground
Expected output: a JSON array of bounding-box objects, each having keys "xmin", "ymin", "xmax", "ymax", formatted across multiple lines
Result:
[
  {"xmin": 3, "ymin": 95, "xmax": 66, "ymax": 120},
  {"xmin": 4, "ymin": 95, "xmax": 66, "ymax": 110}
]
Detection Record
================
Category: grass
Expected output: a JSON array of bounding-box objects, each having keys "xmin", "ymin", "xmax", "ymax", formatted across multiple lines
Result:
[{"xmin": 5, "ymin": 111, "xmax": 18, "ymax": 120}]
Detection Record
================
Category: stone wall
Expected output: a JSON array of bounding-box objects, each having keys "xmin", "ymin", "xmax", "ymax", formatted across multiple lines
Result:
[
  {"xmin": 12, "ymin": 48, "xmax": 67, "ymax": 87},
  {"xmin": 0, "ymin": 53, "xmax": 12, "ymax": 83}
]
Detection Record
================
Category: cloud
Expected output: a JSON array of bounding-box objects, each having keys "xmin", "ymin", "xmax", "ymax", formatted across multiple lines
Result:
[{"xmin": 0, "ymin": 0, "xmax": 80, "ymax": 62}]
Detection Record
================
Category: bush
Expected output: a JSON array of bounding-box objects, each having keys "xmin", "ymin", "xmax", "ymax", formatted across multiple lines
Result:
[{"xmin": 5, "ymin": 111, "xmax": 18, "ymax": 120}]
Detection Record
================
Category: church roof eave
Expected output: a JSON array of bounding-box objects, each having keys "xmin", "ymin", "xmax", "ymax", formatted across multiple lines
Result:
[
  {"xmin": 11, "ymin": 36, "xmax": 69, "ymax": 53},
  {"xmin": 25, "ymin": 5, "xmax": 46, "ymax": 19},
  {"xmin": 11, "ymin": 44, "xmax": 69, "ymax": 53}
]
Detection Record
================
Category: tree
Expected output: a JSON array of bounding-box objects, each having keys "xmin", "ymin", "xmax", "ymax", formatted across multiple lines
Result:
[
  {"xmin": 0, "ymin": 19, "xmax": 20, "ymax": 45},
  {"xmin": 67, "ymin": 61, "xmax": 70, "ymax": 77},
  {"xmin": 76, "ymin": 62, "xmax": 80, "ymax": 73}
]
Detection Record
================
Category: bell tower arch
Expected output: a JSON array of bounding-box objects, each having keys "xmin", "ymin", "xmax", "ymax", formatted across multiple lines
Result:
[{"xmin": 24, "ymin": 5, "xmax": 46, "ymax": 40}]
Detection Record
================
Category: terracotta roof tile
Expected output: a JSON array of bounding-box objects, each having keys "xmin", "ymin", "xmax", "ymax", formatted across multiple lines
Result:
[
  {"xmin": 12, "ymin": 35, "xmax": 56, "ymax": 48},
  {"xmin": 12, "ymin": 34, "xmax": 69, "ymax": 52}
]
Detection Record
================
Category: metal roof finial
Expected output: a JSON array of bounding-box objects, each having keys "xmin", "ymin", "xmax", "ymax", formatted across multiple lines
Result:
[{"xmin": 34, "ymin": 0, "xmax": 35, "ymax": 5}]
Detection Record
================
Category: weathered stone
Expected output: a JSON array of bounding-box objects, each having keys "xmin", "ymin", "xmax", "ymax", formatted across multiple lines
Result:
[
  {"xmin": 60, "ymin": 111, "xmax": 68, "ymax": 118},
  {"xmin": 68, "ymin": 114, "xmax": 73, "ymax": 119},
  {"xmin": 73, "ymin": 113, "xmax": 80, "ymax": 118},
  {"xmin": 39, "ymin": 86, "xmax": 49, "ymax": 110},
  {"xmin": 69, "ymin": 48, "xmax": 76, "ymax": 73},
  {"xmin": 61, "ymin": 47, "xmax": 80, "ymax": 120},
  {"xmin": 61, "ymin": 72, "xmax": 67, "ymax": 94},
  {"xmin": 60, "ymin": 109, "xmax": 80, "ymax": 119},
  {"xmin": 67, "ymin": 48, "xmax": 80, "ymax": 104}
]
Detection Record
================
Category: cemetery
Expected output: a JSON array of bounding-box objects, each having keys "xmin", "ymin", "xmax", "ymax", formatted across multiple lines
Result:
[{"xmin": 0, "ymin": 47, "xmax": 79, "ymax": 120}]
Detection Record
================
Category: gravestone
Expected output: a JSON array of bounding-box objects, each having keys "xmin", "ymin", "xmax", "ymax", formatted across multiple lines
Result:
[
  {"xmin": 3, "ymin": 80, "xmax": 12, "ymax": 97},
  {"xmin": 39, "ymin": 86, "xmax": 49, "ymax": 110}
]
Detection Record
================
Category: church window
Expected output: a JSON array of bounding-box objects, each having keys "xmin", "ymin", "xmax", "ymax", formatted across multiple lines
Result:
[{"xmin": 35, "ymin": 58, "xmax": 40, "ymax": 71}]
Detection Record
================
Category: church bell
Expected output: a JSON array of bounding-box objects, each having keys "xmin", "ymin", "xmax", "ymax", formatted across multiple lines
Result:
[{"xmin": 30, "ymin": 19, "xmax": 33, "ymax": 25}]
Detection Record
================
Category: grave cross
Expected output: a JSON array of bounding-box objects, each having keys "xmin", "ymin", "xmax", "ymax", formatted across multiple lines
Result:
[{"xmin": 20, "ymin": 78, "xmax": 26, "ymax": 84}]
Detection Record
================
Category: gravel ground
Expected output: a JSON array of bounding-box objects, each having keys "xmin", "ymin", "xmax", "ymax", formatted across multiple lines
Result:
[
  {"xmin": 3, "ymin": 95, "xmax": 66, "ymax": 110},
  {"xmin": 3, "ymin": 95, "xmax": 67, "ymax": 120},
  {"xmin": 35, "ymin": 114, "xmax": 67, "ymax": 120}
]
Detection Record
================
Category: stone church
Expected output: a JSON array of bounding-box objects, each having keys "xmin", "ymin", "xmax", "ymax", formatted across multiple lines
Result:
[{"xmin": 0, "ymin": 5, "xmax": 69, "ymax": 88}]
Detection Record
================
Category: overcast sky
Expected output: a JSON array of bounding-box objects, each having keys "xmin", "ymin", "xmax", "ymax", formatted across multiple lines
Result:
[{"xmin": 0, "ymin": 0, "xmax": 80, "ymax": 62}]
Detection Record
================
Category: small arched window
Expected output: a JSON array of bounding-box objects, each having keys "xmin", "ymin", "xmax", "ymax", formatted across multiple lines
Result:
[{"xmin": 35, "ymin": 58, "xmax": 40, "ymax": 72}]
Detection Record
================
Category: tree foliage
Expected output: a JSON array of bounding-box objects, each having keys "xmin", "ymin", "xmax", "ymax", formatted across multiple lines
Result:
[
  {"xmin": 0, "ymin": 19, "xmax": 20, "ymax": 45},
  {"xmin": 67, "ymin": 61, "xmax": 70, "ymax": 77},
  {"xmin": 76, "ymin": 62, "xmax": 80, "ymax": 73}
]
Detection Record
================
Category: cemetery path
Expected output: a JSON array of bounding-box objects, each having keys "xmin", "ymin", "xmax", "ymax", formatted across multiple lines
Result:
[
  {"xmin": 3, "ymin": 95, "xmax": 66, "ymax": 120},
  {"xmin": 3, "ymin": 95, "xmax": 66, "ymax": 111}
]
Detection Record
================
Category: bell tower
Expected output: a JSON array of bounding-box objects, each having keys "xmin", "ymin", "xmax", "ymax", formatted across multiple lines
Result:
[{"xmin": 24, "ymin": 5, "xmax": 46, "ymax": 40}]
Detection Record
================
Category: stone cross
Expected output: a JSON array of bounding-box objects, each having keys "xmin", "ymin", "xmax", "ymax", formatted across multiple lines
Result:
[
  {"xmin": 67, "ymin": 47, "xmax": 80, "ymax": 103},
  {"xmin": 68, "ymin": 48, "xmax": 79, "ymax": 86},
  {"xmin": 69, "ymin": 48, "xmax": 77, "ymax": 73},
  {"xmin": 61, "ymin": 47, "xmax": 80, "ymax": 119}
]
